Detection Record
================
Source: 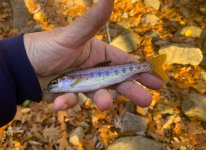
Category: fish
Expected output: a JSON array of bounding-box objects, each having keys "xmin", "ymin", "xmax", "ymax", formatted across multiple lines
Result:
[{"xmin": 48, "ymin": 54, "xmax": 168, "ymax": 93}]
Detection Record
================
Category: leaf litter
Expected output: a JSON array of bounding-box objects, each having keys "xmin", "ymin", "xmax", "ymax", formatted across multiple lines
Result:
[{"xmin": 0, "ymin": 0, "xmax": 206, "ymax": 149}]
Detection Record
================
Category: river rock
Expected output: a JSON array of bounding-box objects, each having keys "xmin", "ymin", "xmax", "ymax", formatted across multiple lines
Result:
[
  {"xmin": 69, "ymin": 127, "xmax": 85, "ymax": 145},
  {"xmin": 181, "ymin": 92, "xmax": 206, "ymax": 122},
  {"xmin": 122, "ymin": 112, "xmax": 148, "ymax": 132},
  {"xmin": 176, "ymin": 26, "xmax": 203, "ymax": 38},
  {"xmin": 179, "ymin": 7, "xmax": 190, "ymax": 18},
  {"xmin": 158, "ymin": 44, "xmax": 203, "ymax": 65},
  {"xmin": 108, "ymin": 136, "xmax": 163, "ymax": 150},
  {"xmin": 144, "ymin": 14, "xmax": 159, "ymax": 25},
  {"xmin": 110, "ymin": 30, "xmax": 140, "ymax": 53},
  {"xmin": 10, "ymin": 0, "xmax": 30, "ymax": 29},
  {"xmin": 144, "ymin": 0, "xmax": 161, "ymax": 10}
]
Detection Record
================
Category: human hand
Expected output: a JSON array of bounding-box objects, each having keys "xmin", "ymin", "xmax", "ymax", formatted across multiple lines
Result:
[{"xmin": 24, "ymin": 0, "xmax": 163, "ymax": 111}]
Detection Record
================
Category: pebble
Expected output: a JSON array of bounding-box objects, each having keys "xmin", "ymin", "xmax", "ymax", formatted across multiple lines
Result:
[
  {"xmin": 179, "ymin": 7, "xmax": 190, "ymax": 18},
  {"xmin": 181, "ymin": 92, "xmax": 206, "ymax": 122},
  {"xmin": 108, "ymin": 136, "xmax": 163, "ymax": 150},
  {"xmin": 176, "ymin": 26, "xmax": 203, "ymax": 38},
  {"xmin": 144, "ymin": 0, "xmax": 161, "ymax": 10},
  {"xmin": 158, "ymin": 44, "xmax": 203, "ymax": 65},
  {"xmin": 11, "ymin": 0, "xmax": 30, "ymax": 29},
  {"xmin": 69, "ymin": 127, "xmax": 85, "ymax": 145},
  {"xmin": 143, "ymin": 14, "xmax": 159, "ymax": 25},
  {"xmin": 122, "ymin": 112, "xmax": 148, "ymax": 133},
  {"xmin": 110, "ymin": 30, "xmax": 140, "ymax": 53}
]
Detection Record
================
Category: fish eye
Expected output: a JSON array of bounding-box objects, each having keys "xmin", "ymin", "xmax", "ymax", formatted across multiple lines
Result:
[{"xmin": 51, "ymin": 79, "xmax": 59, "ymax": 84}]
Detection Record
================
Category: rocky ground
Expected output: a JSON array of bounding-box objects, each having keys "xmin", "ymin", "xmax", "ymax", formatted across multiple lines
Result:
[{"xmin": 0, "ymin": 0, "xmax": 206, "ymax": 149}]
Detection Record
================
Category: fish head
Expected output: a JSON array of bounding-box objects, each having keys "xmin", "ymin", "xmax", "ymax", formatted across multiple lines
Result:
[
  {"xmin": 47, "ymin": 77, "xmax": 63, "ymax": 93},
  {"xmin": 48, "ymin": 75, "xmax": 81, "ymax": 93}
]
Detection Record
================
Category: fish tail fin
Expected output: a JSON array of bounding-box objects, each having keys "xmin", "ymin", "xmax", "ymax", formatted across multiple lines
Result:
[{"xmin": 147, "ymin": 54, "xmax": 168, "ymax": 81}]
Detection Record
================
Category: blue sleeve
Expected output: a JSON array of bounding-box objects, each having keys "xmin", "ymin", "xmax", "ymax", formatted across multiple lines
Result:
[{"xmin": 0, "ymin": 34, "xmax": 42, "ymax": 127}]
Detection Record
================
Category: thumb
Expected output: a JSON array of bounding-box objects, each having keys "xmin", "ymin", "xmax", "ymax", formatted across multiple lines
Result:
[{"xmin": 60, "ymin": 0, "xmax": 115, "ymax": 47}]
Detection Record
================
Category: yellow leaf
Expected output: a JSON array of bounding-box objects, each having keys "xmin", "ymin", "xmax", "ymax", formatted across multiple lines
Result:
[{"xmin": 184, "ymin": 29, "xmax": 192, "ymax": 37}]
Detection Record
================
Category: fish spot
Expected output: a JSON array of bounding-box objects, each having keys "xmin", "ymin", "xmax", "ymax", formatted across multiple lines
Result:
[
  {"xmin": 97, "ymin": 72, "xmax": 101, "ymax": 77},
  {"xmin": 114, "ymin": 69, "xmax": 119, "ymax": 75},
  {"xmin": 129, "ymin": 66, "xmax": 133, "ymax": 71},
  {"xmin": 122, "ymin": 67, "xmax": 126, "ymax": 73},
  {"xmin": 90, "ymin": 72, "xmax": 94, "ymax": 77},
  {"xmin": 105, "ymin": 71, "xmax": 110, "ymax": 76}
]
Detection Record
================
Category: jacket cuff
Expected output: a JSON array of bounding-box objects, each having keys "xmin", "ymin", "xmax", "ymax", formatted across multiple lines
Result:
[{"xmin": 0, "ymin": 34, "xmax": 42, "ymax": 104}]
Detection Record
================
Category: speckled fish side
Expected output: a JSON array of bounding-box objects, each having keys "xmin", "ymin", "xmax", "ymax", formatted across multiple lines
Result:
[{"xmin": 48, "ymin": 61, "xmax": 154, "ymax": 93}]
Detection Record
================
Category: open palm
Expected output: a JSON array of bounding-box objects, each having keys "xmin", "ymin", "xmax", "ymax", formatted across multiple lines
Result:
[{"xmin": 24, "ymin": 0, "xmax": 163, "ymax": 111}]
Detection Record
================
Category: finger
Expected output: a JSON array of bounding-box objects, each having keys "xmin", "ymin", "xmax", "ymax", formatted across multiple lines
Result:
[
  {"xmin": 116, "ymin": 81, "xmax": 152, "ymax": 107},
  {"xmin": 137, "ymin": 73, "xmax": 164, "ymax": 90},
  {"xmin": 86, "ymin": 89, "xmax": 113, "ymax": 111},
  {"xmin": 80, "ymin": 39, "xmax": 138, "ymax": 68},
  {"xmin": 53, "ymin": 93, "xmax": 79, "ymax": 111},
  {"xmin": 62, "ymin": 0, "xmax": 114, "ymax": 47}
]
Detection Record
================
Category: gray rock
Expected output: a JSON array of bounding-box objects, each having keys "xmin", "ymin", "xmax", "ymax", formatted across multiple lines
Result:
[
  {"xmin": 158, "ymin": 44, "xmax": 203, "ymax": 65},
  {"xmin": 157, "ymin": 104, "xmax": 174, "ymax": 115},
  {"xmin": 176, "ymin": 26, "xmax": 203, "ymax": 38},
  {"xmin": 144, "ymin": 14, "xmax": 159, "ymax": 25},
  {"xmin": 74, "ymin": 0, "xmax": 93, "ymax": 7},
  {"xmin": 69, "ymin": 127, "xmax": 85, "ymax": 145},
  {"xmin": 110, "ymin": 30, "xmax": 140, "ymax": 53},
  {"xmin": 108, "ymin": 136, "xmax": 163, "ymax": 150},
  {"xmin": 181, "ymin": 92, "xmax": 206, "ymax": 122},
  {"xmin": 144, "ymin": 0, "xmax": 161, "ymax": 10},
  {"xmin": 10, "ymin": 0, "xmax": 30, "ymax": 29},
  {"xmin": 122, "ymin": 112, "xmax": 148, "ymax": 132},
  {"xmin": 179, "ymin": 7, "xmax": 190, "ymax": 18}
]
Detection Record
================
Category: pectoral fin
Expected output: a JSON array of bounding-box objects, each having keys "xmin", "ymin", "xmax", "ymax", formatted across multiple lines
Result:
[{"xmin": 70, "ymin": 78, "xmax": 82, "ymax": 87}]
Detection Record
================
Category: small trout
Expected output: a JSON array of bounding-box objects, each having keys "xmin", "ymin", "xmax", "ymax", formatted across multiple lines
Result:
[{"xmin": 48, "ymin": 54, "xmax": 167, "ymax": 93}]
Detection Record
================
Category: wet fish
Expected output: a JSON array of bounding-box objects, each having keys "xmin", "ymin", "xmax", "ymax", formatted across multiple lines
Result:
[{"xmin": 48, "ymin": 54, "xmax": 167, "ymax": 93}]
